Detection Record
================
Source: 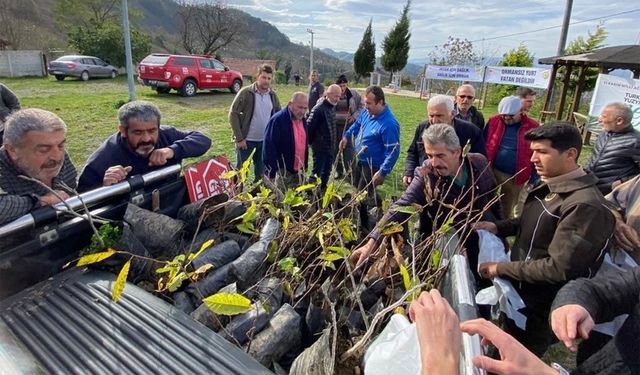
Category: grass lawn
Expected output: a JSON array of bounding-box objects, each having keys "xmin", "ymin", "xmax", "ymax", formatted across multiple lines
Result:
[{"xmin": 2, "ymin": 76, "xmax": 591, "ymax": 199}]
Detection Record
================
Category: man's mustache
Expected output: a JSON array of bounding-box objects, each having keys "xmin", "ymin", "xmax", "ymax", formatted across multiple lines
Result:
[{"xmin": 42, "ymin": 159, "xmax": 62, "ymax": 169}]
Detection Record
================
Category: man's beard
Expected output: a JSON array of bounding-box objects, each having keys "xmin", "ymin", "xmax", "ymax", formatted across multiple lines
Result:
[
  {"xmin": 134, "ymin": 142, "xmax": 155, "ymax": 157},
  {"xmin": 18, "ymin": 158, "xmax": 63, "ymax": 183}
]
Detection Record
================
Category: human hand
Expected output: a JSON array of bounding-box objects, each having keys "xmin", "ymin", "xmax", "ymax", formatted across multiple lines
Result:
[
  {"xmin": 148, "ymin": 147, "xmax": 175, "ymax": 166},
  {"xmin": 479, "ymin": 262, "xmax": 498, "ymax": 279},
  {"xmin": 474, "ymin": 221, "xmax": 498, "ymax": 234},
  {"xmin": 460, "ymin": 319, "xmax": 558, "ymax": 375},
  {"xmin": 339, "ymin": 137, "xmax": 347, "ymax": 151},
  {"xmin": 349, "ymin": 238, "xmax": 375, "ymax": 268},
  {"xmin": 236, "ymin": 139, "xmax": 247, "ymax": 150},
  {"xmin": 551, "ymin": 304, "xmax": 594, "ymax": 352},
  {"xmin": 39, "ymin": 190, "xmax": 70, "ymax": 206},
  {"xmin": 402, "ymin": 175, "xmax": 413, "ymax": 187},
  {"xmin": 103, "ymin": 165, "xmax": 132, "ymax": 186},
  {"xmin": 408, "ymin": 289, "xmax": 461, "ymax": 374},
  {"xmin": 613, "ymin": 217, "xmax": 640, "ymax": 253},
  {"xmin": 372, "ymin": 171, "xmax": 385, "ymax": 186}
]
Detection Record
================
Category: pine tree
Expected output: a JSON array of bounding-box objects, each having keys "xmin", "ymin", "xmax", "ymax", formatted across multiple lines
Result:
[
  {"xmin": 380, "ymin": 1, "xmax": 411, "ymax": 79},
  {"xmin": 353, "ymin": 19, "xmax": 376, "ymax": 82}
]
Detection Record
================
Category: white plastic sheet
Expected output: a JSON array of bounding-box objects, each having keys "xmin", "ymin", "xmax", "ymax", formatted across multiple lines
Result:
[
  {"xmin": 364, "ymin": 314, "xmax": 421, "ymax": 375},
  {"xmin": 475, "ymin": 230, "xmax": 527, "ymax": 330}
]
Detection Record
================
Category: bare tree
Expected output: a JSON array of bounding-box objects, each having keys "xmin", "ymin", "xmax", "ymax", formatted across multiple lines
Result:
[
  {"xmin": 0, "ymin": 0, "xmax": 24, "ymax": 49},
  {"xmin": 178, "ymin": 1, "xmax": 244, "ymax": 56}
]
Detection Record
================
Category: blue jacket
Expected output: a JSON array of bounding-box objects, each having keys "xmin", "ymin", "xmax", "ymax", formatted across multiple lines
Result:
[
  {"xmin": 344, "ymin": 105, "xmax": 400, "ymax": 176},
  {"xmin": 263, "ymin": 107, "xmax": 308, "ymax": 178},
  {"xmin": 78, "ymin": 125, "xmax": 211, "ymax": 191}
]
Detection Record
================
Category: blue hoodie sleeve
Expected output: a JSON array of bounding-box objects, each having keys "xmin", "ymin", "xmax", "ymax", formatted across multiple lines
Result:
[
  {"xmin": 378, "ymin": 118, "xmax": 401, "ymax": 176},
  {"xmin": 344, "ymin": 111, "xmax": 364, "ymax": 142}
]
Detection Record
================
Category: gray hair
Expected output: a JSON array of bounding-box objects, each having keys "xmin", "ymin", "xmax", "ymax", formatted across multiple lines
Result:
[
  {"xmin": 605, "ymin": 102, "xmax": 633, "ymax": 125},
  {"xmin": 290, "ymin": 91, "xmax": 308, "ymax": 102},
  {"xmin": 118, "ymin": 100, "xmax": 161, "ymax": 129},
  {"xmin": 457, "ymin": 84, "xmax": 476, "ymax": 97},
  {"xmin": 422, "ymin": 123, "xmax": 461, "ymax": 152},
  {"xmin": 428, "ymin": 95, "xmax": 455, "ymax": 112},
  {"xmin": 3, "ymin": 108, "xmax": 67, "ymax": 147}
]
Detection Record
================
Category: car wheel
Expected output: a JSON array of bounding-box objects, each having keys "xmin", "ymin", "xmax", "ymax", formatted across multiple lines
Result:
[
  {"xmin": 80, "ymin": 71, "xmax": 90, "ymax": 81},
  {"xmin": 110, "ymin": 70, "xmax": 117, "ymax": 79},
  {"xmin": 54, "ymin": 75, "xmax": 65, "ymax": 81},
  {"xmin": 180, "ymin": 79, "xmax": 197, "ymax": 97},
  {"xmin": 230, "ymin": 79, "xmax": 242, "ymax": 94},
  {"xmin": 156, "ymin": 87, "xmax": 171, "ymax": 94}
]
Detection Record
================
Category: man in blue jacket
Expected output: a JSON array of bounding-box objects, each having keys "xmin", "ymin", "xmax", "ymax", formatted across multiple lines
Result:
[
  {"xmin": 340, "ymin": 86, "xmax": 400, "ymax": 226},
  {"xmin": 78, "ymin": 100, "xmax": 211, "ymax": 192},
  {"xmin": 262, "ymin": 92, "xmax": 309, "ymax": 187}
]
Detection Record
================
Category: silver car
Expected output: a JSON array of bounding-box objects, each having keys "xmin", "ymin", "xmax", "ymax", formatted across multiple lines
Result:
[{"xmin": 48, "ymin": 55, "xmax": 118, "ymax": 81}]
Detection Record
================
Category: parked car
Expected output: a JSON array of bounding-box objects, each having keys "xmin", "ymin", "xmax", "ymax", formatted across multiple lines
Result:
[
  {"xmin": 137, "ymin": 53, "xmax": 243, "ymax": 97},
  {"xmin": 48, "ymin": 55, "xmax": 118, "ymax": 81}
]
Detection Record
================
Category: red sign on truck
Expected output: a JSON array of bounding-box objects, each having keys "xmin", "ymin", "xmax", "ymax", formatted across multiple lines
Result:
[{"xmin": 184, "ymin": 156, "xmax": 233, "ymax": 202}]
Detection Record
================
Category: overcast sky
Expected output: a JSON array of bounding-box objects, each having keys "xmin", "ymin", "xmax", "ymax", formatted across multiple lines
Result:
[{"xmin": 228, "ymin": 0, "xmax": 640, "ymax": 63}]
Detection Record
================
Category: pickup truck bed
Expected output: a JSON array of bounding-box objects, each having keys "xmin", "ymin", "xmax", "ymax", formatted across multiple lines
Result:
[{"xmin": 0, "ymin": 268, "xmax": 271, "ymax": 374}]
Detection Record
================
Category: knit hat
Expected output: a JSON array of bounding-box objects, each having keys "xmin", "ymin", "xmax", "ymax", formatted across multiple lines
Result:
[
  {"xmin": 498, "ymin": 96, "xmax": 522, "ymax": 115},
  {"xmin": 336, "ymin": 74, "xmax": 348, "ymax": 84}
]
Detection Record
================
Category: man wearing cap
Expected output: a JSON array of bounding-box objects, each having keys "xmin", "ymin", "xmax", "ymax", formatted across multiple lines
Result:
[
  {"xmin": 484, "ymin": 95, "xmax": 539, "ymax": 218},
  {"xmin": 334, "ymin": 74, "xmax": 363, "ymax": 178},
  {"xmin": 454, "ymin": 84, "xmax": 485, "ymax": 130}
]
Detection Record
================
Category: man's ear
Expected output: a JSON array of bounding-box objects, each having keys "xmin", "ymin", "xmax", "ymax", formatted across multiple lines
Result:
[
  {"xmin": 4, "ymin": 143, "xmax": 17, "ymax": 160},
  {"xmin": 119, "ymin": 126, "xmax": 127, "ymax": 138},
  {"xmin": 566, "ymin": 147, "xmax": 579, "ymax": 162}
]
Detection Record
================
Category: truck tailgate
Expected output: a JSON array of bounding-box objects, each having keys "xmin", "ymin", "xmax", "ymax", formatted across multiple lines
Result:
[{"xmin": 0, "ymin": 268, "xmax": 272, "ymax": 374}]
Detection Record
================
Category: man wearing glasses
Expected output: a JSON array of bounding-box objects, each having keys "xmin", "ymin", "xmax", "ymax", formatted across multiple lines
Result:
[
  {"xmin": 484, "ymin": 96, "xmax": 539, "ymax": 218},
  {"xmin": 454, "ymin": 84, "xmax": 485, "ymax": 130}
]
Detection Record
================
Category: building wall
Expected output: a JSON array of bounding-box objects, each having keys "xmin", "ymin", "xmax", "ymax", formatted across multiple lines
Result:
[{"xmin": 0, "ymin": 50, "xmax": 46, "ymax": 77}]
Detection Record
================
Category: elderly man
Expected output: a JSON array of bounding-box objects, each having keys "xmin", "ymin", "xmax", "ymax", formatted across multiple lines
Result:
[
  {"xmin": 78, "ymin": 101, "xmax": 211, "ymax": 192},
  {"xmin": 334, "ymin": 74, "xmax": 364, "ymax": 178},
  {"xmin": 229, "ymin": 64, "xmax": 281, "ymax": 180},
  {"xmin": 585, "ymin": 102, "xmax": 640, "ymax": 195},
  {"xmin": 0, "ymin": 109, "xmax": 77, "ymax": 225},
  {"xmin": 351, "ymin": 124, "xmax": 501, "ymax": 286},
  {"xmin": 307, "ymin": 84, "xmax": 342, "ymax": 188},
  {"xmin": 477, "ymin": 123, "xmax": 615, "ymax": 357},
  {"xmin": 484, "ymin": 96, "xmax": 539, "ymax": 218},
  {"xmin": 307, "ymin": 69, "xmax": 324, "ymax": 111},
  {"xmin": 403, "ymin": 94, "xmax": 485, "ymax": 186},
  {"xmin": 454, "ymin": 84, "xmax": 485, "ymax": 130},
  {"xmin": 262, "ymin": 92, "xmax": 309, "ymax": 187}
]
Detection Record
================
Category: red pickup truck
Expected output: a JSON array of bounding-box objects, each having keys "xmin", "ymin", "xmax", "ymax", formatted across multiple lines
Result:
[{"xmin": 138, "ymin": 53, "xmax": 243, "ymax": 97}]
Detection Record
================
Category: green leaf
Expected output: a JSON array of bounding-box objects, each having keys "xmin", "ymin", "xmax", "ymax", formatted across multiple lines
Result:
[
  {"xmin": 283, "ymin": 189, "xmax": 305, "ymax": 207},
  {"xmin": 112, "ymin": 258, "xmax": 131, "ymax": 302},
  {"xmin": 283, "ymin": 214, "xmax": 290, "ymax": 230},
  {"xmin": 77, "ymin": 248, "xmax": 117, "ymax": 266},
  {"xmin": 322, "ymin": 261, "xmax": 336, "ymax": 270},
  {"xmin": 327, "ymin": 246, "xmax": 351, "ymax": 257},
  {"xmin": 337, "ymin": 219, "xmax": 356, "ymax": 242},
  {"xmin": 438, "ymin": 217, "xmax": 455, "ymax": 234},
  {"xmin": 188, "ymin": 239, "xmax": 214, "ymax": 261},
  {"xmin": 322, "ymin": 182, "xmax": 335, "ymax": 208},
  {"xmin": 220, "ymin": 170, "xmax": 238, "ymax": 180},
  {"xmin": 155, "ymin": 265, "xmax": 174, "ymax": 274},
  {"xmin": 295, "ymin": 183, "xmax": 316, "ymax": 192},
  {"xmin": 392, "ymin": 204, "xmax": 421, "ymax": 215},
  {"xmin": 203, "ymin": 292, "xmax": 253, "ymax": 316},
  {"xmin": 319, "ymin": 253, "xmax": 343, "ymax": 262},
  {"xmin": 278, "ymin": 257, "xmax": 297, "ymax": 273},
  {"xmin": 431, "ymin": 249, "xmax": 442, "ymax": 270},
  {"xmin": 381, "ymin": 222, "xmax": 403, "ymax": 235},
  {"xmin": 399, "ymin": 264, "xmax": 412, "ymax": 292},
  {"xmin": 267, "ymin": 241, "xmax": 279, "ymax": 263},
  {"xmin": 322, "ymin": 212, "xmax": 333, "ymax": 220},
  {"xmin": 237, "ymin": 222, "xmax": 256, "ymax": 235},
  {"xmin": 167, "ymin": 272, "xmax": 189, "ymax": 292}
]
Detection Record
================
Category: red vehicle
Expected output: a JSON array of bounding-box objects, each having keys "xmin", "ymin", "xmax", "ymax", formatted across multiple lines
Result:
[{"xmin": 138, "ymin": 53, "xmax": 243, "ymax": 97}]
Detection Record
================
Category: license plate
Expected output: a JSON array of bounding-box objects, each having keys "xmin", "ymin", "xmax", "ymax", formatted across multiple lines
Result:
[
  {"xmin": 148, "ymin": 80, "xmax": 158, "ymax": 85},
  {"xmin": 52, "ymin": 71, "xmax": 62, "ymax": 74}
]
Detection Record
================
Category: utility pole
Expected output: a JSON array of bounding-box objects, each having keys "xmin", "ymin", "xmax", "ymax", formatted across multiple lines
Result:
[
  {"xmin": 307, "ymin": 28, "xmax": 314, "ymax": 74},
  {"xmin": 556, "ymin": 0, "xmax": 574, "ymax": 56},
  {"xmin": 121, "ymin": 0, "xmax": 136, "ymax": 101}
]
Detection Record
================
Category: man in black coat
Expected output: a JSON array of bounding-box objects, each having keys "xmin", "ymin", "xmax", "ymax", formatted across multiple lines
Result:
[{"xmin": 306, "ymin": 84, "xmax": 341, "ymax": 188}]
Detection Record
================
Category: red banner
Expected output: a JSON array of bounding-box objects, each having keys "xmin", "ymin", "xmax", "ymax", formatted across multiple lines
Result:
[{"xmin": 184, "ymin": 156, "xmax": 233, "ymax": 202}]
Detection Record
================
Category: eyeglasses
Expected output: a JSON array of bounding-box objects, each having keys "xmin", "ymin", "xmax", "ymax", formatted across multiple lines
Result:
[
  {"xmin": 501, "ymin": 114, "xmax": 516, "ymax": 120},
  {"xmin": 457, "ymin": 95, "xmax": 474, "ymax": 100}
]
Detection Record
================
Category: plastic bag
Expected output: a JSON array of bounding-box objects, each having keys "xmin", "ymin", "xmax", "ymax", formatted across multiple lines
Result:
[
  {"xmin": 364, "ymin": 314, "xmax": 421, "ymax": 375},
  {"xmin": 475, "ymin": 230, "xmax": 527, "ymax": 330}
]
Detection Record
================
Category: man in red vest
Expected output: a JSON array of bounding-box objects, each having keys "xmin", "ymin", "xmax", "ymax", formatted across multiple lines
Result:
[{"xmin": 484, "ymin": 96, "xmax": 539, "ymax": 218}]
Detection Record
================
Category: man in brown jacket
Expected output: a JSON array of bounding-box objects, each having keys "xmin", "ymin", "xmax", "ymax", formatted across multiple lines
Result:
[{"xmin": 476, "ymin": 122, "xmax": 615, "ymax": 357}]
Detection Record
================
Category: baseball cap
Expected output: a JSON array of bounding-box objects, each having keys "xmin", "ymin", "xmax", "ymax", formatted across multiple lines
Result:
[{"xmin": 498, "ymin": 96, "xmax": 522, "ymax": 115}]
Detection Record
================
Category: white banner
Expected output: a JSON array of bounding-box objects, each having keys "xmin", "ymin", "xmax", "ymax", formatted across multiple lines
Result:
[
  {"xmin": 484, "ymin": 66, "xmax": 551, "ymax": 89},
  {"xmin": 590, "ymin": 74, "xmax": 640, "ymax": 130},
  {"xmin": 425, "ymin": 65, "xmax": 484, "ymax": 82}
]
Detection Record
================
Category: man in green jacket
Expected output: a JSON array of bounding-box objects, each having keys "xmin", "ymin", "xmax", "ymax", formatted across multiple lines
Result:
[
  {"xmin": 228, "ymin": 64, "xmax": 281, "ymax": 180},
  {"xmin": 476, "ymin": 122, "xmax": 615, "ymax": 357}
]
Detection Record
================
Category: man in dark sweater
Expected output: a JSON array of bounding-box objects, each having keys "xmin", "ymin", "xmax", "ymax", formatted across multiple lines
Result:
[
  {"xmin": 307, "ymin": 70, "xmax": 324, "ymax": 111},
  {"xmin": 306, "ymin": 84, "xmax": 341, "ymax": 188},
  {"xmin": 78, "ymin": 100, "xmax": 211, "ymax": 192}
]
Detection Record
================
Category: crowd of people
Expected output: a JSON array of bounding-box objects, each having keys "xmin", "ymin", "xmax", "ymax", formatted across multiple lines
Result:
[{"xmin": 1, "ymin": 63, "xmax": 639, "ymax": 373}]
